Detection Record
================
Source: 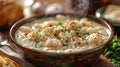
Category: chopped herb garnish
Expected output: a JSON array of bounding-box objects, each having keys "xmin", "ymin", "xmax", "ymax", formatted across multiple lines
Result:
[
  {"xmin": 56, "ymin": 36, "xmax": 64, "ymax": 41},
  {"xmin": 74, "ymin": 28, "xmax": 79, "ymax": 33},
  {"xmin": 63, "ymin": 44, "xmax": 69, "ymax": 48},
  {"xmin": 73, "ymin": 28, "xmax": 80, "ymax": 37},
  {"xmin": 32, "ymin": 43, "xmax": 38, "ymax": 48},
  {"xmin": 84, "ymin": 32, "xmax": 90, "ymax": 35},
  {"xmin": 59, "ymin": 29, "xmax": 64, "ymax": 32},
  {"xmin": 17, "ymin": 35, "xmax": 19, "ymax": 38},
  {"xmin": 45, "ymin": 32, "xmax": 50, "ymax": 36},
  {"xmin": 77, "ymin": 34, "xmax": 81, "ymax": 37},
  {"xmin": 56, "ymin": 21, "xmax": 63, "ymax": 26},
  {"xmin": 34, "ymin": 32, "xmax": 41, "ymax": 42},
  {"xmin": 56, "ymin": 36, "xmax": 61, "ymax": 40},
  {"xmin": 36, "ymin": 32, "xmax": 41, "ymax": 37}
]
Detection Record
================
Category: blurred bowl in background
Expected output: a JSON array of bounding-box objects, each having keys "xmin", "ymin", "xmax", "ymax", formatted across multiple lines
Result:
[{"xmin": 95, "ymin": 5, "xmax": 120, "ymax": 26}]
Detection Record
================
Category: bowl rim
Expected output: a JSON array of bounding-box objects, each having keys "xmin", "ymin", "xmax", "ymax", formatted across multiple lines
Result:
[{"xmin": 10, "ymin": 13, "xmax": 114, "ymax": 55}]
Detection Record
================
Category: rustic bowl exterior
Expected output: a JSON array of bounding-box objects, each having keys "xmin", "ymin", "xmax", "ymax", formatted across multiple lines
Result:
[{"xmin": 10, "ymin": 13, "xmax": 114, "ymax": 67}]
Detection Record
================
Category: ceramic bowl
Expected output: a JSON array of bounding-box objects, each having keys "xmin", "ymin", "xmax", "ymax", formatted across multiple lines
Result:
[{"xmin": 10, "ymin": 13, "xmax": 114, "ymax": 66}]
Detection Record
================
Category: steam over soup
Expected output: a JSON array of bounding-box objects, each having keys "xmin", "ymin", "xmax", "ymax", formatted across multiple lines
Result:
[{"xmin": 15, "ymin": 15, "xmax": 108, "ymax": 53}]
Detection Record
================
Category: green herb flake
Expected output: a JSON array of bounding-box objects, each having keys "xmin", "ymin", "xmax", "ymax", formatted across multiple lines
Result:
[
  {"xmin": 32, "ymin": 43, "xmax": 38, "ymax": 48},
  {"xmin": 73, "ymin": 28, "xmax": 81, "ymax": 37},
  {"xmin": 56, "ymin": 21, "xmax": 63, "ymax": 26},
  {"xmin": 34, "ymin": 32, "xmax": 41, "ymax": 42},
  {"xmin": 56, "ymin": 36, "xmax": 61, "ymax": 40},
  {"xmin": 17, "ymin": 35, "xmax": 19, "ymax": 38},
  {"xmin": 56, "ymin": 36, "xmax": 64, "ymax": 42},
  {"xmin": 74, "ymin": 28, "xmax": 79, "ymax": 34},
  {"xmin": 63, "ymin": 44, "xmax": 70, "ymax": 49},
  {"xmin": 59, "ymin": 29, "xmax": 64, "ymax": 32},
  {"xmin": 45, "ymin": 32, "xmax": 50, "ymax": 36},
  {"xmin": 84, "ymin": 32, "xmax": 90, "ymax": 35}
]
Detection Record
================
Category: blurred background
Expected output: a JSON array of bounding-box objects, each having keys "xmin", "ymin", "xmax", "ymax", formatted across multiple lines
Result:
[{"xmin": 0, "ymin": 0, "xmax": 120, "ymax": 35}]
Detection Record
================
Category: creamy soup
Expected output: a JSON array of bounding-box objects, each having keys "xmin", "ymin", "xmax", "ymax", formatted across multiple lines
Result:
[{"xmin": 15, "ymin": 15, "xmax": 108, "ymax": 53}]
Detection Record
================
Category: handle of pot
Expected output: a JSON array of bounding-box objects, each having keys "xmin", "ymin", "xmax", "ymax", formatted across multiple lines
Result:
[{"xmin": 0, "ymin": 43, "xmax": 23, "ymax": 59}]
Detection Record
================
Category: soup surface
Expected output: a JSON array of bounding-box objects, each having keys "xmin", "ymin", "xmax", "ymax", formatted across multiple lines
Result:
[{"xmin": 15, "ymin": 15, "xmax": 108, "ymax": 53}]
